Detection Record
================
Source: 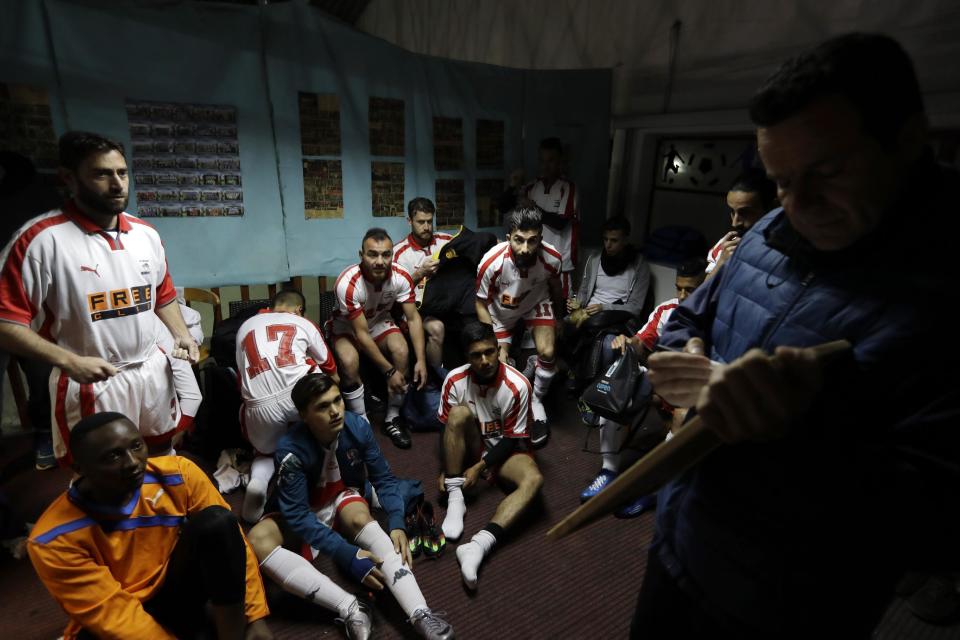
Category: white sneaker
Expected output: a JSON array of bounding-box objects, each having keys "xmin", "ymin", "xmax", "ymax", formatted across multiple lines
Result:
[
  {"xmin": 409, "ymin": 608, "xmax": 455, "ymax": 639},
  {"xmin": 336, "ymin": 599, "xmax": 373, "ymax": 640}
]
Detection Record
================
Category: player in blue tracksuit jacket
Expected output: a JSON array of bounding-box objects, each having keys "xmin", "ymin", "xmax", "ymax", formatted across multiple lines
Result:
[{"xmin": 247, "ymin": 373, "xmax": 454, "ymax": 640}]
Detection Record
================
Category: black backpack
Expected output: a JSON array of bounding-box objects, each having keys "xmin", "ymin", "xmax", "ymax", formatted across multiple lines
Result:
[
  {"xmin": 580, "ymin": 346, "xmax": 653, "ymax": 422},
  {"xmin": 209, "ymin": 303, "xmax": 270, "ymax": 369}
]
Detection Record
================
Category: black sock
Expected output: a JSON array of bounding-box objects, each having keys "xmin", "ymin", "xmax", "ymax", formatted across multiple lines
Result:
[{"xmin": 482, "ymin": 522, "xmax": 505, "ymax": 541}]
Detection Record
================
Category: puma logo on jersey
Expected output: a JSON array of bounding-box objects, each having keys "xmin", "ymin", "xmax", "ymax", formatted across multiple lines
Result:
[
  {"xmin": 80, "ymin": 264, "xmax": 100, "ymax": 278},
  {"xmin": 146, "ymin": 488, "xmax": 164, "ymax": 506},
  {"xmin": 392, "ymin": 567, "xmax": 411, "ymax": 584}
]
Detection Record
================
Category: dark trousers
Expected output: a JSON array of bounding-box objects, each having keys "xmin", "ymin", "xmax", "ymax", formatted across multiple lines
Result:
[
  {"xmin": 80, "ymin": 505, "xmax": 247, "ymax": 639},
  {"xmin": 0, "ymin": 352, "xmax": 52, "ymax": 445},
  {"xmin": 632, "ymin": 546, "xmax": 891, "ymax": 640},
  {"xmin": 631, "ymin": 547, "xmax": 729, "ymax": 639}
]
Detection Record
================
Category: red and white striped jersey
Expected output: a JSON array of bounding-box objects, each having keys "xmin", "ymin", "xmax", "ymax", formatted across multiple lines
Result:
[
  {"xmin": 438, "ymin": 362, "xmax": 532, "ymax": 446},
  {"xmin": 0, "ymin": 202, "xmax": 176, "ymax": 365},
  {"xmin": 706, "ymin": 237, "xmax": 724, "ymax": 274},
  {"xmin": 332, "ymin": 263, "xmax": 415, "ymax": 328},
  {"xmin": 235, "ymin": 309, "xmax": 337, "ymax": 402},
  {"xmin": 521, "ymin": 177, "xmax": 579, "ymax": 272},
  {"xmin": 635, "ymin": 298, "xmax": 679, "ymax": 350},
  {"xmin": 476, "ymin": 240, "xmax": 561, "ymax": 320},
  {"xmin": 392, "ymin": 231, "xmax": 453, "ymax": 303}
]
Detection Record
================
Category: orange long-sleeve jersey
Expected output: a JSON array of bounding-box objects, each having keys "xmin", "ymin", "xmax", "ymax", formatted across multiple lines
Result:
[{"xmin": 28, "ymin": 456, "xmax": 268, "ymax": 639}]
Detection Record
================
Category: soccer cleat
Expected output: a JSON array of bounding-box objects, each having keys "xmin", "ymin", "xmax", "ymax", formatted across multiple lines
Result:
[
  {"xmin": 580, "ymin": 469, "xmax": 618, "ymax": 503},
  {"xmin": 615, "ymin": 493, "xmax": 657, "ymax": 519},
  {"xmin": 405, "ymin": 509, "xmax": 422, "ymax": 559},
  {"xmin": 336, "ymin": 599, "xmax": 373, "ymax": 640},
  {"xmin": 577, "ymin": 399, "xmax": 601, "ymax": 426},
  {"xmin": 418, "ymin": 501, "xmax": 446, "ymax": 558},
  {"xmin": 34, "ymin": 441, "xmax": 57, "ymax": 471},
  {"xmin": 522, "ymin": 354, "xmax": 537, "ymax": 380},
  {"xmin": 382, "ymin": 416, "xmax": 412, "ymax": 449},
  {"xmin": 409, "ymin": 608, "xmax": 455, "ymax": 639},
  {"xmin": 530, "ymin": 420, "xmax": 550, "ymax": 447}
]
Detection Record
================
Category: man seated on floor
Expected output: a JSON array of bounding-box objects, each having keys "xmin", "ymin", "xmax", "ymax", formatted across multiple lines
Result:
[
  {"xmin": 438, "ymin": 322, "xmax": 544, "ymax": 589},
  {"xmin": 392, "ymin": 197, "xmax": 454, "ymax": 370},
  {"xmin": 705, "ymin": 168, "xmax": 777, "ymax": 277},
  {"xmin": 475, "ymin": 207, "xmax": 563, "ymax": 445},
  {"xmin": 328, "ymin": 228, "xmax": 429, "ymax": 449},
  {"xmin": 581, "ymin": 259, "xmax": 708, "ymax": 517},
  {"xmin": 27, "ymin": 411, "xmax": 271, "ymax": 640},
  {"xmin": 247, "ymin": 373, "xmax": 454, "ymax": 640},
  {"xmin": 236, "ymin": 288, "xmax": 339, "ymax": 523}
]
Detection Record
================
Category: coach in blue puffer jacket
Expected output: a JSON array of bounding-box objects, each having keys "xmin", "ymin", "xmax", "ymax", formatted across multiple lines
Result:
[{"xmin": 632, "ymin": 34, "xmax": 960, "ymax": 639}]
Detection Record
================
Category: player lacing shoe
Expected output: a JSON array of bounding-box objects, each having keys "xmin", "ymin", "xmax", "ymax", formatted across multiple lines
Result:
[
  {"xmin": 417, "ymin": 501, "xmax": 446, "ymax": 558},
  {"xmin": 580, "ymin": 469, "xmax": 618, "ymax": 503},
  {"xmin": 409, "ymin": 608, "xmax": 455, "ymax": 639},
  {"xmin": 335, "ymin": 599, "xmax": 373, "ymax": 640}
]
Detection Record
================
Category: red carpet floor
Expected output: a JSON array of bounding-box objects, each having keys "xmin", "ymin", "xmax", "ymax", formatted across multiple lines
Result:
[{"xmin": 2, "ymin": 396, "xmax": 958, "ymax": 639}]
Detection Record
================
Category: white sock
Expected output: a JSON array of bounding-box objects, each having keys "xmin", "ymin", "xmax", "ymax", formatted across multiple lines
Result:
[
  {"xmin": 522, "ymin": 354, "xmax": 537, "ymax": 380},
  {"xmin": 456, "ymin": 529, "xmax": 496, "ymax": 589},
  {"xmin": 442, "ymin": 477, "xmax": 466, "ymax": 540},
  {"xmin": 599, "ymin": 418, "xmax": 622, "ymax": 472},
  {"xmin": 533, "ymin": 357, "xmax": 556, "ymax": 398},
  {"xmin": 355, "ymin": 521, "xmax": 427, "ymax": 618},
  {"xmin": 260, "ymin": 546, "xmax": 356, "ymax": 617},
  {"xmin": 241, "ymin": 455, "xmax": 274, "ymax": 523},
  {"xmin": 386, "ymin": 390, "xmax": 404, "ymax": 422},
  {"xmin": 531, "ymin": 397, "xmax": 547, "ymax": 423},
  {"xmin": 343, "ymin": 385, "xmax": 368, "ymax": 422}
]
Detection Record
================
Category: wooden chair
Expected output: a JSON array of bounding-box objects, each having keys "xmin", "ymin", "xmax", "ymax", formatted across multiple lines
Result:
[
  {"xmin": 182, "ymin": 288, "xmax": 221, "ymax": 363},
  {"xmin": 183, "ymin": 287, "xmax": 222, "ymax": 326}
]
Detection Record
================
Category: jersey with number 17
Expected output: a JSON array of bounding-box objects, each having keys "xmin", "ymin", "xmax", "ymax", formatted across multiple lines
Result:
[{"xmin": 235, "ymin": 310, "xmax": 337, "ymax": 402}]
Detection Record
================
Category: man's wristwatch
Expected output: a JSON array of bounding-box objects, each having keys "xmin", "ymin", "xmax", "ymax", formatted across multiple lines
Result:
[{"xmin": 384, "ymin": 367, "xmax": 397, "ymax": 379}]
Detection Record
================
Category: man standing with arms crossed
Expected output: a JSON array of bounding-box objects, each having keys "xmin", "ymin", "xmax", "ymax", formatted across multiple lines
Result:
[{"xmin": 0, "ymin": 131, "xmax": 198, "ymax": 462}]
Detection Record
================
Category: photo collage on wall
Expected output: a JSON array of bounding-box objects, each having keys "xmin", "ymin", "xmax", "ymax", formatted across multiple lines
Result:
[
  {"xmin": 475, "ymin": 119, "xmax": 505, "ymax": 228},
  {"xmin": 126, "ymin": 99, "xmax": 243, "ymax": 217},
  {"xmin": 432, "ymin": 116, "xmax": 465, "ymax": 227},
  {"xmin": 369, "ymin": 97, "xmax": 405, "ymax": 217},
  {"xmin": 475, "ymin": 178, "xmax": 504, "ymax": 228},
  {"xmin": 300, "ymin": 92, "xmax": 343, "ymax": 219},
  {"xmin": 0, "ymin": 82, "xmax": 58, "ymax": 171},
  {"xmin": 371, "ymin": 161, "xmax": 405, "ymax": 217},
  {"xmin": 435, "ymin": 179, "xmax": 465, "ymax": 227},
  {"xmin": 432, "ymin": 116, "xmax": 463, "ymax": 171}
]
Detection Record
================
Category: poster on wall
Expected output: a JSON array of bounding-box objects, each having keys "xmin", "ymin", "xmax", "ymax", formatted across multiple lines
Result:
[
  {"xmin": 476, "ymin": 119, "xmax": 504, "ymax": 170},
  {"xmin": 0, "ymin": 83, "xmax": 58, "ymax": 170},
  {"xmin": 303, "ymin": 160, "xmax": 343, "ymax": 219},
  {"xmin": 435, "ymin": 178, "xmax": 465, "ymax": 227},
  {"xmin": 475, "ymin": 178, "xmax": 504, "ymax": 228},
  {"xmin": 371, "ymin": 161, "xmax": 404, "ymax": 217},
  {"xmin": 369, "ymin": 97, "xmax": 404, "ymax": 157},
  {"xmin": 655, "ymin": 137, "xmax": 757, "ymax": 194},
  {"xmin": 126, "ymin": 99, "xmax": 243, "ymax": 218},
  {"xmin": 433, "ymin": 116, "xmax": 463, "ymax": 170},
  {"xmin": 299, "ymin": 92, "xmax": 340, "ymax": 156}
]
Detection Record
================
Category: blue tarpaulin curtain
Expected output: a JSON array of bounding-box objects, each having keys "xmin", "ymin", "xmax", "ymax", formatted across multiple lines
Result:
[{"xmin": 3, "ymin": 0, "xmax": 610, "ymax": 286}]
